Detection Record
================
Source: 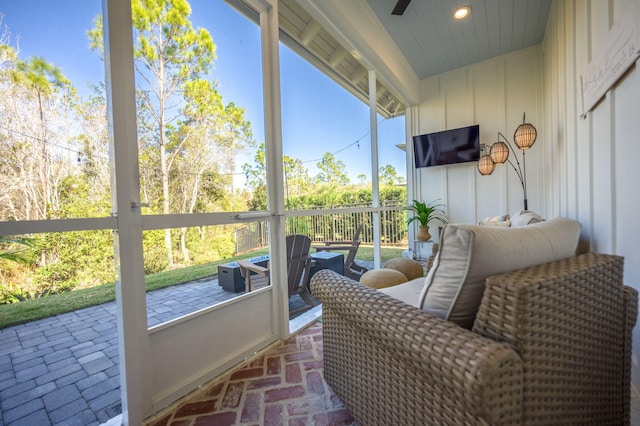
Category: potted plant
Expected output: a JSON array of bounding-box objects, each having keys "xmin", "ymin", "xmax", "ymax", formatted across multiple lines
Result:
[{"xmin": 406, "ymin": 199, "xmax": 448, "ymax": 241}]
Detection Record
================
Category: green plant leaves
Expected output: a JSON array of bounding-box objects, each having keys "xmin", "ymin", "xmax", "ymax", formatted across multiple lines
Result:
[{"xmin": 405, "ymin": 199, "xmax": 448, "ymax": 227}]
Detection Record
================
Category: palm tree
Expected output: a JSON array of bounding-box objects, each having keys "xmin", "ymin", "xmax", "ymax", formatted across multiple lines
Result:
[
  {"xmin": 11, "ymin": 57, "xmax": 69, "ymax": 221},
  {"xmin": 10, "ymin": 58, "xmax": 69, "ymax": 264},
  {"xmin": 12, "ymin": 56, "xmax": 69, "ymax": 126}
]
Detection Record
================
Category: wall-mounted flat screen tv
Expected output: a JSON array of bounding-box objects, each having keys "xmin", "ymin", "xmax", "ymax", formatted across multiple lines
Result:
[{"xmin": 413, "ymin": 124, "xmax": 480, "ymax": 168}]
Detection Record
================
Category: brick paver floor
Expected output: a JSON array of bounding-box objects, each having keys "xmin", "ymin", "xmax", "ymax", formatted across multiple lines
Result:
[
  {"xmin": 0, "ymin": 275, "xmax": 319, "ymax": 426},
  {"xmin": 145, "ymin": 322, "xmax": 356, "ymax": 426}
]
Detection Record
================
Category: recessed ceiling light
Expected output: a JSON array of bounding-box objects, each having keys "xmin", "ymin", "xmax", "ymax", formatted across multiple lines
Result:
[{"xmin": 453, "ymin": 6, "xmax": 471, "ymax": 20}]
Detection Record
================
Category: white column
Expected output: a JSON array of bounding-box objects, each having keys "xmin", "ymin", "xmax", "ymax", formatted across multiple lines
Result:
[
  {"xmin": 369, "ymin": 70, "xmax": 381, "ymax": 269},
  {"xmin": 103, "ymin": 0, "xmax": 151, "ymax": 423},
  {"xmin": 259, "ymin": 0, "xmax": 288, "ymax": 336},
  {"xmin": 406, "ymin": 105, "xmax": 419, "ymax": 245}
]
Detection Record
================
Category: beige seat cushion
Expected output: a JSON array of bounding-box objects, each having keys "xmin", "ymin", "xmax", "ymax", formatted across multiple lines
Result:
[
  {"xmin": 379, "ymin": 278, "xmax": 423, "ymax": 308},
  {"xmin": 383, "ymin": 257, "xmax": 424, "ymax": 280},
  {"xmin": 360, "ymin": 269, "xmax": 408, "ymax": 290},
  {"xmin": 419, "ymin": 217, "xmax": 581, "ymax": 329}
]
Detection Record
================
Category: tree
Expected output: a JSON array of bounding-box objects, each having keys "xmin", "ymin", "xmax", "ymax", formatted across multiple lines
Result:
[
  {"xmin": 379, "ymin": 164, "xmax": 401, "ymax": 186},
  {"xmin": 0, "ymin": 25, "xmax": 120, "ymax": 298},
  {"xmin": 315, "ymin": 152, "xmax": 349, "ymax": 187},
  {"xmin": 242, "ymin": 143, "xmax": 267, "ymax": 211},
  {"xmin": 9, "ymin": 56, "xmax": 71, "ymax": 220},
  {"xmin": 284, "ymin": 156, "xmax": 310, "ymax": 201},
  {"xmin": 242, "ymin": 143, "xmax": 312, "ymax": 210},
  {"xmin": 74, "ymin": 85, "xmax": 111, "ymax": 195},
  {"xmin": 135, "ymin": 0, "xmax": 215, "ymax": 267},
  {"xmin": 174, "ymin": 79, "xmax": 252, "ymax": 262},
  {"xmin": 89, "ymin": 0, "xmax": 252, "ymax": 268},
  {"xmin": 12, "ymin": 57, "xmax": 69, "ymax": 126}
]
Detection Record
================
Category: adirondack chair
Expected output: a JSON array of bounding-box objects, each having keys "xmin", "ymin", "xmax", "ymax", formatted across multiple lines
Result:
[
  {"xmin": 237, "ymin": 234, "xmax": 318, "ymax": 316},
  {"xmin": 314, "ymin": 224, "xmax": 367, "ymax": 281}
]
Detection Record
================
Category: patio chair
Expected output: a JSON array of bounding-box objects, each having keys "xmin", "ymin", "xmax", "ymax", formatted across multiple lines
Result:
[
  {"xmin": 314, "ymin": 224, "xmax": 367, "ymax": 281},
  {"xmin": 237, "ymin": 260, "xmax": 270, "ymax": 292},
  {"xmin": 237, "ymin": 234, "xmax": 318, "ymax": 316}
]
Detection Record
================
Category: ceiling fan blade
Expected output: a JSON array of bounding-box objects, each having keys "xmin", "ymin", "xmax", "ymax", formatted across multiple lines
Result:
[{"xmin": 391, "ymin": 0, "xmax": 411, "ymax": 15}]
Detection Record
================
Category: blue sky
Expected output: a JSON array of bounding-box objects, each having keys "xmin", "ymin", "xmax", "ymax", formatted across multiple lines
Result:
[{"xmin": 0, "ymin": 0, "xmax": 406, "ymax": 183}]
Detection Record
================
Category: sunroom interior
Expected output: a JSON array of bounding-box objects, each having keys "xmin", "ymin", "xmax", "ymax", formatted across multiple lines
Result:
[{"xmin": 1, "ymin": 0, "xmax": 640, "ymax": 424}]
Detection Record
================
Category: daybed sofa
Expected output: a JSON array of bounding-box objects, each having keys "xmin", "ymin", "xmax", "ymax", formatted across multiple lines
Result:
[{"xmin": 311, "ymin": 218, "xmax": 638, "ymax": 425}]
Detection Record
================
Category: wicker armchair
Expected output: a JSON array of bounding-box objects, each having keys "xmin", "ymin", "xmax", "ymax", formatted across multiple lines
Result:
[{"xmin": 311, "ymin": 253, "xmax": 638, "ymax": 425}]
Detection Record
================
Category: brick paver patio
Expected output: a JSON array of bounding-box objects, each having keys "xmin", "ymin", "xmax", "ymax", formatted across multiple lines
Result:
[{"xmin": 144, "ymin": 322, "xmax": 356, "ymax": 426}]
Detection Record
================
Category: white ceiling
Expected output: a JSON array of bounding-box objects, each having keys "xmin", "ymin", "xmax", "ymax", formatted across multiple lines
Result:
[
  {"xmin": 366, "ymin": 0, "xmax": 552, "ymax": 79},
  {"xmin": 232, "ymin": 0, "xmax": 552, "ymax": 115},
  {"xmin": 278, "ymin": 0, "xmax": 408, "ymax": 117}
]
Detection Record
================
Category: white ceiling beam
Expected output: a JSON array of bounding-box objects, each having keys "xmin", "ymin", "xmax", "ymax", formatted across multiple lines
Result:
[
  {"xmin": 349, "ymin": 67, "xmax": 368, "ymax": 85},
  {"xmin": 299, "ymin": 20, "xmax": 321, "ymax": 46},
  {"xmin": 297, "ymin": 0, "xmax": 419, "ymax": 105},
  {"xmin": 384, "ymin": 97, "xmax": 396, "ymax": 110},
  {"xmin": 328, "ymin": 45, "xmax": 347, "ymax": 68}
]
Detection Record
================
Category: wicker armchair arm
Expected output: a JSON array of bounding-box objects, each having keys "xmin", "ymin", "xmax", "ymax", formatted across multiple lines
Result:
[
  {"xmin": 473, "ymin": 253, "xmax": 633, "ymax": 349},
  {"xmin": 311, "ymin": 270, "xmax": 523, "ymax": 424},
  {"xmin": 473, "ymin": 253, "xmax": 637, "ymax": 424}
]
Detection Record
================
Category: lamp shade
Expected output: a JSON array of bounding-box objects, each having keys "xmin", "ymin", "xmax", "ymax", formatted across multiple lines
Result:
[
  {"xmin": 514, "ymin": 122, "xmax": 537, "ymax": 149},
  {"xmin": 490, "ymin": 141, "xmax": 509, "ymax": 164},
  {"xmin": 477, "ymin": 155, "xmax": 495, "ymax": 175}
]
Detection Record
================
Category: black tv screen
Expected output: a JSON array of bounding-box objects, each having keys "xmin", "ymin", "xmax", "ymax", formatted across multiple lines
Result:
[{"xmin": 413, "ymin": 124, "xmax": 480, "ymax": 168}]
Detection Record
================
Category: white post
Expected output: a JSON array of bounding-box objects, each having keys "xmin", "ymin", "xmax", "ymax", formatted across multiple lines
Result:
[
  {"xmin": 406, "ymin": 105, "xmax": 419, "ymax": 246},
  {"xmin": 369, "ymin": 70, "xmax": 381, "ymax": 269},
  {"xmin": 259, "ymin": 1, "xmax": 288, "ymax": 337},
  {"xmin": 103, "ymin": 0, "xmax": 151, "ymax": 423}
]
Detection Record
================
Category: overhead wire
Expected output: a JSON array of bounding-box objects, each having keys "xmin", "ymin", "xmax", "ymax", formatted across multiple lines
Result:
[
  {"xmin": 300, "ymin": 117, "xmax": 387, "ymax": 164},
  {"xmin": 0, "ymin": 115, "xmax": 392, "ymax": 178},
  {"xmin": 0, "ymin": 125, "xmax": 245, "ymax": 177}
]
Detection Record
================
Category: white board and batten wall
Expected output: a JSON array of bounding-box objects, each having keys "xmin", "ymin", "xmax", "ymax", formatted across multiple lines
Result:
[
  {"xmin": 411, "ymin": 0, "xmax": 640, "ymax": 386},
  {"xmin": 543, "ymin": 0, "xmax": 640, "ymax": 384},
  {"xmin": 411, "ymin": 46, "xmax": 544, "ymax": 228}
]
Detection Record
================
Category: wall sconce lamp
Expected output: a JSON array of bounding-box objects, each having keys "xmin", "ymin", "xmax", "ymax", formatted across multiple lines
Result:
[{"xmin": 477, "ymin": 113, "xmax": 537, "ymax": 210}]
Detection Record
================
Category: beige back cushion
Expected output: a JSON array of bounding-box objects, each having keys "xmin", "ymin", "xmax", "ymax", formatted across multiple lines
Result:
[{"xmin": 419, "ymin": 217, "xmax": 581, "ymax": 328}]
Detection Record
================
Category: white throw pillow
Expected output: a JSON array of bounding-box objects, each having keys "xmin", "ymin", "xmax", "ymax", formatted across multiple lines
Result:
[
  {"xmin": 418, "ymin": 217, "xmax": 581, "ymax": 328},
  {"xmin": 478, "ymin": 219, "xmax": 512, "ymax": 227},
  {"xmin": 510, "ymin": 210, "xmax": 543, "ymax": 227}
]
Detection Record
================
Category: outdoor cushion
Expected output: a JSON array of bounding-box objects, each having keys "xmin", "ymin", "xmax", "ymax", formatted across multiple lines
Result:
[
  {"xmin": 478, "ymin": 219, "xmax": 512, "ymax": 227},
  {"xmin": 360, "ymin": 268, "xmax": 408, "ymax": 289},
  {"xmin": 479, "ymin": 213, "xmax": 512, "ymax": 226},
  {"xmin": 419, "ymin": 217, "xmax": 581, "ymax": 328},
  {"xmin": 383, "ymin": 257, "xmax": 424, "ymax": 280},
  {"xmin": 484, "ymin": 214, "xmax": 510, "ymax": 222},
  {"xmin": 379, "ymin": 277, "xmax": 423, "ymax": 307},
  {"xmin": 510, "ymin": 210, "xmax": 543, "ymax": 227}
]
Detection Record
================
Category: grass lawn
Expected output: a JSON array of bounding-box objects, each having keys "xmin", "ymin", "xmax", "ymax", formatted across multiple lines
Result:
[{"xmin": 0, "ymin": 245, "xmax": 406, "ymax": 329}]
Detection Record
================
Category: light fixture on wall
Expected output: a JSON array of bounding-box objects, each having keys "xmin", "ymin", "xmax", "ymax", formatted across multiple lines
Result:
[{"xmin": 477, "ymin": 113, "xmax": 537, "ymax": 210}]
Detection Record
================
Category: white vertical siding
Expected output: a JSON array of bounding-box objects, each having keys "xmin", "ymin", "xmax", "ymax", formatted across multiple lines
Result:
[
  {"xmin": 541, "ymin": 0, "xmax": 640, "ymax": 384},
  {"xmin": 543, "ymin": 0, "xmax": 640, "ymax": 383},
  {"xmin": 414, "ymin": 46, "xmax": 544, "ymax": 226},
  {"xmin": 413, "ymin": 0, "xmax": 640, "ymax": 386}
]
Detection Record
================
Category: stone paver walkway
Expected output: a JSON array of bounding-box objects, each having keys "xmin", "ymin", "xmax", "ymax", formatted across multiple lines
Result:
[
  {"xmin": 0, "ymin": 275, "xmax": 317, "ymax": 426},
  {"xmin": 0, "ymin": 301, "xmax": 120, "ymax": 426}
]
